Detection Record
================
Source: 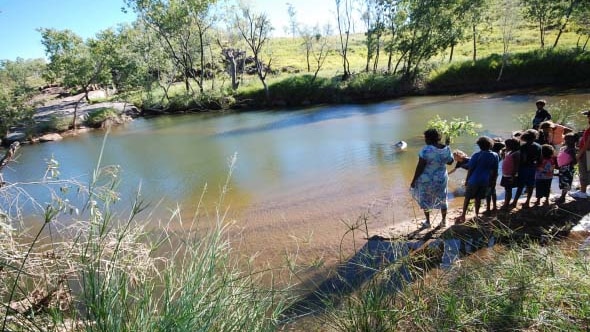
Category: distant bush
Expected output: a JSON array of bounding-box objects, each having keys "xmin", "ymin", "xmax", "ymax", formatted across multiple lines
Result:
[
  {"xmin": 267, "ymin": 75, "xmax": 334, "ymax": 106},
  {"xmin": 343, "ymin": 72, "xmax": 407, "ymax": 101},
  {"xmin": 428, "ymin": 49, "xmax": 590, "ymax": 93},
  {"xmin": 84, "ymin": 107, "xmax": 118, "ymax": 127},
  {"xmin": 37, "ymin": 114, "xmax": 72, "ymax": 133}
]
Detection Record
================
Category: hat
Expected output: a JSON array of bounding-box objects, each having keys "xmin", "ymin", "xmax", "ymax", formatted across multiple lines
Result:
[
  {"xmin": 536, "ymin": 99, "xmax": 546, "ymax": 105},
  {"xmin": 582, "ymin": 110, "xmax": 590, "ymax": 116}
]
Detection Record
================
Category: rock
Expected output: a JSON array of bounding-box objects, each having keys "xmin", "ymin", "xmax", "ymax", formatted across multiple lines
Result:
[
  {"xmin": 5, "ymin": 132, "xmax": 26, "ymax": 144},
  {"xmin": 38, "ymin": 133, "xmax": 63, "ymax": 142}
]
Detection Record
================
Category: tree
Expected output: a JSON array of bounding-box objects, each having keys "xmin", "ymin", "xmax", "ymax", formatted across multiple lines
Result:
[
  {"xmin": 496, "ymin": 0, "xmax": 521, "ymax": 81},
  {"xmin": 443, "ymin": 0, "xmax": 487, "ymax": 63},
  {"xmin": 286, "ymin": 3, "xmax": 299, "ymax": 39},
  {"xmin": 39, "ymin": 28, "xmax": 112, "ymax": 130},
  {"xmin": 219, "ymin": 47, "xmax": 246, "ymax": 90},
  {"xmin": 464, "ymin": 0, "xmax": 492, "ymax": 62},
  {"xmin": 235, "ymin": 6, "xmax": 273, "ymax": 101},
  {"xmin": 571, "ymin": 0, "xmax": 590, "ymax": 51},
  {"xmin": 521, "ymin": 0, "xmax": 563, "ymax": 49},
  {"xmin": 361, "ymin": 0, "xmax": 386, "ymax": 72},
  {"xmin": 300, "ymin": 25, "xmax": 315, "ymax": 72},
  {"xmin": 379, "ymin": 0, "xmax": 406, "ymax": 74},
  {"xmin": 124, "ymin": 0, "xmax": 218, "ymax": 94},
  {"xmin": 335, "ymin": 0, "xmax": 354, "ymax": 80},
  {"xmin": 0, "ymin": 59, "xmax": 38, "ymax": 141},
  {"xmin": 395, "ymin": 0, "xmax": 459, "ymax": 81},
  {"xmin": 553, "ymin": 0, "xmax": 582, "ymax": 48}
]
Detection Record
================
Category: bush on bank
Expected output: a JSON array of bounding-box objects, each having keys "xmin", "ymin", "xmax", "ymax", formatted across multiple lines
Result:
[
  {"xmin": 427, "ymin": 48, "xmax": 590, "ymax": 93},
  {"xmin": 122, "ymin": 49, "xmax": 590, "ymax": 114},
  {"xmin": 223, "ymin": 48, "xmax": 590, "ymax": 110}
]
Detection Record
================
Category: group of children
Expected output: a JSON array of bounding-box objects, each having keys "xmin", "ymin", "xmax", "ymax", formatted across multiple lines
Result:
[{"xmin": 451, "ymin": 120, "xmax": 578, "ymax": 223}]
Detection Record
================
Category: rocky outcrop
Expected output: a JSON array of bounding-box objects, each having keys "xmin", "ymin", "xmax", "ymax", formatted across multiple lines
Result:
[{"xmin": 38, "ymin": 133, "xmax": 63, "ymax": 142}]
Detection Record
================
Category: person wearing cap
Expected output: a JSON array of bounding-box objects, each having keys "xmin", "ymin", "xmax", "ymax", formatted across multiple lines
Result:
[
  {"xmin": 569, "ymin": 110, "xmax": 590, "ymax": 199},
  {"xmin": 532, "ymin": 99, "xmax": 551, "ymax": 130}
]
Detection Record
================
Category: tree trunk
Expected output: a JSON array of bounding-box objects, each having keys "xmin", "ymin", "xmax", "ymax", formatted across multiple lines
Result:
[
  {"xmin": 583, "ymin": 35, "xmax": 590, "ymax": 52},
  {"xmin": 306, "ymin": 48, "xmax": 311, "ymax": 72},
  {"xmin": 553, "ymin": 0, "xmax": 577, "ymax": 49},
  {"xmin": 373, "ymin": 35, "xmax": 381, "ymax": 73},
  {"xmin": 387, "ymin": 49, "xmax": 393, "ymax": 73},
  {"xmin": 449, "ymin": 43, "xmax": 455, "ymax": 63},
  {"xmin": 472, "ymin": 24, "xmax": 477, "ymax": 62},
  {"xmin": 199, "ymin": 31, "xmax": 205, "ymax": 93},
  {"xmin": 497, "ymin": 54, "xmax": 508, "ymax": 81},
  {"xmin": 230, "ymin": 57, "xmax": 239, "ymax": 90},
  {"xmin": 539, "ymin": 19, "xmax": 545, "ymax": 49}
]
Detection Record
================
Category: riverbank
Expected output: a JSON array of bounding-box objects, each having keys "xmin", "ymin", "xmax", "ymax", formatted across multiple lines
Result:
[{"xmin": 3, "ymin": 87, "xmax": 140, "ymax": 146}]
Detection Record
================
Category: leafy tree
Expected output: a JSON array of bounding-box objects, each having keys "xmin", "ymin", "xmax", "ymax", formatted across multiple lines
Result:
[
  {"xmin": 445, "ymin": 0, "xmax": 488, "ymax": 63},
  {"xmin": 39, "ymin": 28, "xmax": 112, "ymax": 129},
  {"xmin": 571, "ymin": 0, "xmax": 590, "ymax": 51},
  {"xmin": 124, "ymin": 20, "xmax": 177, "ymax": 103},
  {"xmin": 396, "ymin": 0, "xmax": 458, "ymax": 81},
  {"xmin": 553, "ymin": 0, "xmax": 582, "ymax": 48},
  {"xmin": 464, "ymin": 0, "xmax": 493, "ymax": 62},
  {"xmin": 0, "ymin": 59, "xmax": 38, "ymax": 140},
  {"xmin": 379, "ymin": 0, "xmax": 406, "ymax": 73},
  {"xmin": 234, "ymin": 6, "xmax": 273, "ymax": 101},
  {"xmin": 361, "ymin": 0, "xmax": 386, "ymax": 72},
  {"xmin": 520, "ymin": 0, "xmax": 563, "ymax": 49},
  {"xmin": 427, "ymin": 115, "xmax": 482, "ymax": 143},
  {"xmin": 124, "ymin": 0, "xmax": 218, "ymax": 94}
]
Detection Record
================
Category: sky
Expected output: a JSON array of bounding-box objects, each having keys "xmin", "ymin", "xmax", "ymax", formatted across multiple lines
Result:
[{"xmin": 0, "ymin": 0, "xmax": 336, "ymax": 61}]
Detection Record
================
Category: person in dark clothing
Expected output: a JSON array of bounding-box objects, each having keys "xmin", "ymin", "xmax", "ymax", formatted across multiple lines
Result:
[
  {"xmin": 532, "ymin": 99, "xmax": 551, "ymax": 130},
  {"xmin": 512, "ymin": 129, "xmax": 542, "ymax": 208}
]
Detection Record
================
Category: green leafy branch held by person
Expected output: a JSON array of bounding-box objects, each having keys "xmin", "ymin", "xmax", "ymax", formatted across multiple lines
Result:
[{"xmin": 427, "ymin": 115, "xmax": 482, "ymax": 144}]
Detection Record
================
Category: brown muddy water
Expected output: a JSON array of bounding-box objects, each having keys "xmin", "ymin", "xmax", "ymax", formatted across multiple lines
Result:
[{"xmin": 4, "ymin": 92, "xmax": 590, "ymax": 274}]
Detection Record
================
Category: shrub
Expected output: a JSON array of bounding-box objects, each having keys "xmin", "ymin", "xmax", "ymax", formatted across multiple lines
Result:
[
  {"xmin": 84, "ymin": 107, "xmax": 119, "ymax": 128},
  {"xmin": 36, "ymin": 114, "xmax": 72, "ymax": 133},
  {"xmin": 0, "ymin": 151, "xmax": 292, "ymax": 331}
]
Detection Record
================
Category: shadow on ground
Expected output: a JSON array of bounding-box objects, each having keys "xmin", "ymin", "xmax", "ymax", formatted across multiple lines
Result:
[{"xmin": 280, "ymin": 197, "xmax": 590, "ymax": 323}]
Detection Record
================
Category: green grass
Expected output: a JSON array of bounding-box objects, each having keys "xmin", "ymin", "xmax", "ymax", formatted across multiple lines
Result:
[
  {"xmin": 153, "ymin": 24, "xmax": 587, "ymax": 109},
  {"xmin": 314, "ymin": 242, "xmax": 590, "ymax": 331}
]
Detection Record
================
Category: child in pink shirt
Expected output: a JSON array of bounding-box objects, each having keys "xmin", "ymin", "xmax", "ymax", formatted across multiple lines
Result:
[
  {"xmin": 500, "ymin": 138, "xmax": 520, "ymax": 209},
  {"xmin": 534, "ymin": 144, "xmax": 555, "ymax": 206}
]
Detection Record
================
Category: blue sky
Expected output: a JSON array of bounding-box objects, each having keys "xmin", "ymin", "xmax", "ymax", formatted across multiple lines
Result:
[{"xmin": 0, "ymin": 0, "xmax": 335, "ymax": 61}]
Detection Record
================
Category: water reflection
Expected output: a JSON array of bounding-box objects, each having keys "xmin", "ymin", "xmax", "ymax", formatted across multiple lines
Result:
[{"xmin": 3, "ymin": 92, "xmax": 590, "ymax": 269}]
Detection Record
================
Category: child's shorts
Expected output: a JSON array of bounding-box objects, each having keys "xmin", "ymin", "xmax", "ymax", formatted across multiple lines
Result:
[
  {"xmin": 535, "ymin": 178, "xmax": 552, "ymax": 198},
  {"xmin": 558, "ymin": 165, "xmax": 574, "ymax": 190},
  {"xmin": 518, "ymin": 167, "xmax": 536, "ymax": 187},
  {"xmin": 465, "ymin": 184, "xmax": 488, "ymax": 200},
  {"xmin": 500, "ymin": 176, "xmax": 515, "ymax": 188}
]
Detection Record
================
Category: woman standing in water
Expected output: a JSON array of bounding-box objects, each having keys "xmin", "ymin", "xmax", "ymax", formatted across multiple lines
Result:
[{"xmin": 410, "ymin": 128, "xmax": 454, "ymax": 228}]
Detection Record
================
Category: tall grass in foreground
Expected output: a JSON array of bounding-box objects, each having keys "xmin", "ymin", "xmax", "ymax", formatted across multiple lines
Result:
[
  {"xmin": 0, "ymin": 142, "xmax": 292, "ymax": 331},
  {"xmin": 318, "ymin": 243, "xmax": 590, "ymax": 331}
]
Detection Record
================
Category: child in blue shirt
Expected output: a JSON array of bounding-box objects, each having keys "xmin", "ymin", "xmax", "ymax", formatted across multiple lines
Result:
[{"xmin": 456, "ymin": 137, "xmax": 500, "ymax": 223}]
